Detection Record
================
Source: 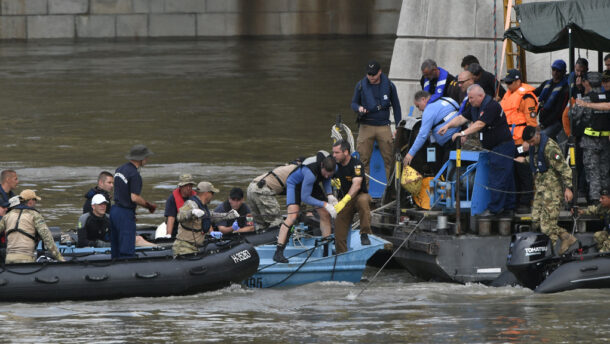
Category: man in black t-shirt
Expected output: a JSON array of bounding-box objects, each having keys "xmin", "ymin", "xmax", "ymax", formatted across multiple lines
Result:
[
  {"xmin": 331, "ymin": 140, "xmax": 372, "ymax": 253},
  {"xmin": 437, "ymin": 85, "xmax": 516, "ymax": 217}
]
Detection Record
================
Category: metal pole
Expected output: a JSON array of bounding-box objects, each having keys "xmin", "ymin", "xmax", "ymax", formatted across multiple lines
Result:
[
  {"xmin": 599, "ymin": 51, "xmax": 604, "ymax": 72},
  {"xmin": 567, "ymin": 27, "xmax": 578, "ymax": 207},
  {"xmin": 455, "ymin": 139, "xmax": 462, "ymax": 235}
]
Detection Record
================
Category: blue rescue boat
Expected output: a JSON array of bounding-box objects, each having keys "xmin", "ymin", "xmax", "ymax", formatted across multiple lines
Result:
[{"xmin": 243, "ymin": 228, "xmax": 390, "ymax": 288}]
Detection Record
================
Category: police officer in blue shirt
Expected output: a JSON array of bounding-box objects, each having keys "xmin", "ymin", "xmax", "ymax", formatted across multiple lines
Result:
[
  {"xmin": 438, "ymin": 84, "xmax": 516, "ymax": 217},
  {"xmin": 110, "ymin": 144, "xmax": 157, "ymax": 258},
  {"xmin": 403, "ymin": 91, "xmax": 460, "ymax": 167}
]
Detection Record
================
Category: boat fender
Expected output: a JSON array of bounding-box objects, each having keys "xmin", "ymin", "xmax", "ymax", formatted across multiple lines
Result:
[
  {"xmin": 189, "ymin": 266, "xmax": 208, "ymax": 276},
  {"xmin": 135, "ymin": 272, "xmax": 159, "ymax": 279},
  {"xmin": 35, "ymin": 276, "xmax": 59, "ymax": 284},
  {"xmin": 85, "ymin": 274, "xmax": 109, "ymax": 282}
]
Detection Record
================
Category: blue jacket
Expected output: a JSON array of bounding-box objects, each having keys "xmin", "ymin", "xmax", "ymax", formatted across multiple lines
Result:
[
  {"xmin": 351, "ymin": 73, "xmax": 402, "ymax": 125},
  {"xmin": 408, "ymin": 97, "xmax": 460, "ymax": 157},
  {"xmin": 423, "ymin": 67, "xmax": 449, "ymax": 103}
]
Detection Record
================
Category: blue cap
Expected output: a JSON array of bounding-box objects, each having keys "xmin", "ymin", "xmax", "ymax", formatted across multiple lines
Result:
[{"xmin": 551, "ymin": 59, "xmax": 566, "ymax": 71}]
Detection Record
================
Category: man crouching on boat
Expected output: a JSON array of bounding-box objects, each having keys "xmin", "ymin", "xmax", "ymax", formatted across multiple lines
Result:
[
  {"xmin": 574, "ymin": 187, "xmax": 610, "ymax": 252},
  {"xmin": 172, "ymin": 181, "xmax": 239, "ymax": 256},
  {"xmin": 273, "ymin": 151, "xmax": 337, "ymax": 263},
  {"xmin": 0, "ymin": 190, "xmax": 65, "ymax": 263}
]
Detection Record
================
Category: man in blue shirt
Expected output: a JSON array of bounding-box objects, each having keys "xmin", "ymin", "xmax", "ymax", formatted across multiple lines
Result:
[
  {"xmin": 351, "ymin": 60, "xmax": 402, "ymax": 183},
  {"xmin": 273, "ymin": 151, "xmax": 337, "ymax": 263},
  {"xmin": 438, "ymin": 85, "xmax": 516, "ymax": 217},
  {"xmin": 403, "ymin": 91, "xmax": 460, "ymax": 167},
  {"xmin": 110, "ymin": 144, "xmax": 157, "ymax": 258}
]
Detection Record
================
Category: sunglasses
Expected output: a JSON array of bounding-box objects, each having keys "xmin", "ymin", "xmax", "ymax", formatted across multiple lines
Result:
[
  {"xmin": 457, "ymin": 78, "xmax": 471, "ymax": 85},
  {"xmin": 367, "ymin": 72, "xmax": 378, "ymax": 76}
]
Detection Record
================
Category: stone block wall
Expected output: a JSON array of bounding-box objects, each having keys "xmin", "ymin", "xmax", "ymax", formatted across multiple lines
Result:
[
  {"xmin": 0, "ymin": 0, "xmax": 402, "ymax": 40},
  {"xmin": 389, "ymin": 0, "xmax": 604, "ymax": 117}
]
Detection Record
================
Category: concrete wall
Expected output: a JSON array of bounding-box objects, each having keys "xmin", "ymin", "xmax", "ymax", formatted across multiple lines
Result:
[
  {"xmin": 0, "ymin": 0, "xmax": 402, "ymax": 40},
  {"xmin": 389, "ymin": 0, "xmax": 604, "ymax": 116}
]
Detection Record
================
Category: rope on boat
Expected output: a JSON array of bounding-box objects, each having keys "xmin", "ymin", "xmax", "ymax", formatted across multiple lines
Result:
[{"xmin": 352, "ymin": 214, "xmax": 428, "ymax": 299}]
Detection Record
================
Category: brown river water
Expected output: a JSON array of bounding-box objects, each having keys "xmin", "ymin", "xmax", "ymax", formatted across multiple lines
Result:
[{"xmin": 0, "ymin": 38, "xmax": 607, "ymax": 343}]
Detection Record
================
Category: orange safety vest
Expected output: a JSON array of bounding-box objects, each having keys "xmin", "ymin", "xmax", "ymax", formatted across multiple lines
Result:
[{"xmin": 500, "ymin": 84, "xmax": 538, "ymax": 145}]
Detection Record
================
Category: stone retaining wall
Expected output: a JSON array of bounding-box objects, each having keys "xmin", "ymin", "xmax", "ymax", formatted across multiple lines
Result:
[{"xmin": 0, "ymin": 0, "xmax": 401, "ymax": 40}]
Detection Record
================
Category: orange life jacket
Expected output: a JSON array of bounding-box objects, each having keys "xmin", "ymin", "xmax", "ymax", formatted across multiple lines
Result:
[{"xmin": 500, "ymin": 84, "xmax": 538, "ymax": 145}]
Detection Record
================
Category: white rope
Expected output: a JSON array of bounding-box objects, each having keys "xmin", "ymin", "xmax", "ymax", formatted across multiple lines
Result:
[
  {"xmin": 365, "ymin": 172, "xmax": 388, "ymax": 187},
  {"xmin": 330, "ymin": 123, "xmax": 356, "ymax": 153}
]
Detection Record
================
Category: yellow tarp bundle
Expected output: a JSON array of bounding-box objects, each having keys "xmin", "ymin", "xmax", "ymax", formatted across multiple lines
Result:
[{"xmin": 401, "ymin": 165, "xmax": 431, "ymax": 210}]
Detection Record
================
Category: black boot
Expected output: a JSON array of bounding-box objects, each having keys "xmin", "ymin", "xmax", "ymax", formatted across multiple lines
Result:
[
  {"xmin": 360, "ymin": 233, "xmax": 371, "ymax": 245},
  {"xmin": 273, "ymin": 243, "xmax": 289, "ymax": 263}
]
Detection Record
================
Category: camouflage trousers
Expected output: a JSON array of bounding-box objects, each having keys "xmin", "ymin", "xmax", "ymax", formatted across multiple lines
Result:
[
  {"xmin": 172, "ymin": 239, "xmax": 198, "ymax": 257},
  {"xmin": 580, "ymin": 135, "xmax": 610, "ymax": 200},
  {"xmin": 246, "ymin": 182, "xmax": 282, "ymax": 230},
  {"xmin": 594, "ymin": 231, "xmax": 610, "ymax": 253},
  {"xmin": 531, "ymin": 188, "xmax": 567, "ymax": 244}
]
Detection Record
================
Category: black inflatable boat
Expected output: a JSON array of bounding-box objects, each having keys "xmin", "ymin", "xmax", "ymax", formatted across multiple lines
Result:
[
  {"xmin": 0, "ymin": 238, "xmax": 258, "ymax": 302},
  {"xmin": 507, "ymin": 232, "xmax": 610, "ymax": 293}
]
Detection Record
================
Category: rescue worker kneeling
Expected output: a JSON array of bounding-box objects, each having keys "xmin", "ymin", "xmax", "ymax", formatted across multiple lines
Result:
[
  {"xmin": 574, "ymin": 187, "xmax": 610, "ymax": 252},
  {"xmin": 172, "ymin": 181, "xmax": 239, "ymax": 256},
  {"xmin": 0, "ymin": 190, "xmax": 65, "ymax": 263}
]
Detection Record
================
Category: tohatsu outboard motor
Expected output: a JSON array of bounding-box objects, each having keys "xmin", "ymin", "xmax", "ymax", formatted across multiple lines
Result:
[{"xmin": 506, "ymin": 232, "xmax": 555, "ymax": 290}]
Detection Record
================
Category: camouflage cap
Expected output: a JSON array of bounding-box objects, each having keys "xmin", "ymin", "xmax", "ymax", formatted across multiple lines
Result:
[
  {"xmin": 196, "ymin": 181, "xmax": 219, "ymax": 193},
  {"xmin": 601, "ymin": 187, "xmax": 609, "ymax": 197},
  {"xmin": 20, "ymin": 189, "xmax": 41, "ymax": 201},
  {"xmin": 602, "ymin": 70, "xmax": 610, "ymax": 82},
  {"xmin": 177, "ymin": 174, "xmax": 196, "ymax": 187}
]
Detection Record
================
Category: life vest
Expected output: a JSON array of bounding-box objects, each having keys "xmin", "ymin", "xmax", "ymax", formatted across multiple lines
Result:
[
  {"xmin": 529, "ymin": 132, "xmax": 550, "ymax": 174},
  {"xmin": 458, "ymin": 96, "xmax": 468, "ymax": 114},
  {"xmin": 301, "ymin": 151, "xmax": 331, "ymax": 184},
  {"xmin": 172, "ymin": 188, "xmax": 197, "ymax": 211},
  {"xmin": 538, "ymin": 76, "xmax": 568, "ymax": 110},
  {"xmin": 181, "ymin": 196, "xmax": 211, "ymax": 233},
  {"xmin": 500, "ymin": 84, "xmax": 538, "ymax": 144},
  {"xmin": 423, "ymin": 67, "xmax": 449, "ymax": 103},
  {"xmin": 587, "ymin": 91, "xmax": 610, "ymax": 133},
  {"xmin": 358, "ymin": 73, "xmax": 392, "ymax": 113}
]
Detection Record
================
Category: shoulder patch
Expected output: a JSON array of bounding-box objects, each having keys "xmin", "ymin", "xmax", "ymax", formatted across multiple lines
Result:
[
  {"xmin": 354, "ymin": 165, "xmax": 362, "ymax": 176},
  {"xmin": 554, "ymin": 154, "xmax": 561, "ymax": 161}
]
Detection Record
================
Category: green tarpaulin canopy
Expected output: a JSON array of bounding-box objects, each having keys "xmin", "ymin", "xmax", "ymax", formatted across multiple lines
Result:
[{"xmin": 504, "ymin": 0, "xmax": 610, "ymax": 53}]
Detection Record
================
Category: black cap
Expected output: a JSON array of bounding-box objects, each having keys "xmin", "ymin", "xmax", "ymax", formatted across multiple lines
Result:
[
  {"xmin": 601, "ymin": 187, "xmax": 609, "ymax": 197},
  {"xmin": 229, "ymin": 187, "xmax": 244, "ymax": 200},
  {"xmin": 584, "ymin": 72, "xmax": 603, "ymax": 87},
  {"xmin": 366, "ymin": 60, "xmax": 380, "ymax": 75},
  {"xmin": 502, "ymin": 69, "xmax": 521, "ymax": 83},
  {"xmin": 522, "ymin": 126, "xmax": 537, "ymax": 141}
]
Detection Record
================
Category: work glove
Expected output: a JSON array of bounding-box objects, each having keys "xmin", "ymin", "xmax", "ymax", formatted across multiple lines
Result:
[
  {"xmin": 327, "ymin": 195, "xmax": 338, "ymax": 206},
  {"xmin": 144, "ymin": 201, "xmax": 157, "ymax": 214},
  {"xmin": 192, "ymin": 208, "xmax": 205, "ymax": 218},
  {"xmin": 227, "ymin": 209, "xmax": 240, "ymax": 220},
  {"xmin": 324, "ymin": 202, "xmax": 337, "ymax": 219},
  {"xmin": 232, "ymin": 220, "xmax": 240, "ymax": 231},
  {"xmin": 334, "ymin": 194, "xmax": 352, "ymax": 214},
  {"xmin": 210, "ymin": 231, "xmax": 223, "ymax": 239}
]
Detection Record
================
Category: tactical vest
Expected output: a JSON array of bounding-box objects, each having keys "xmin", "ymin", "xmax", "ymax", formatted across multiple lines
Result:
[
  {"xmin": 587, "ymin": 91, "xmax": 610, "ymax": 132},
  {"xmin": 253, "ymin": 163, "xmax": 300, "ymax": 195},
  {"xmin": 3, "ymin": 206, "xmax": 40, "ymax": 257}
]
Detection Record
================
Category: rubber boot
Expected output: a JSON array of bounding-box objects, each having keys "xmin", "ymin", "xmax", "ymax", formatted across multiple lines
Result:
[
  {"xmin": 559, "ymin": 232, "xmax": 578, "ymax": 255},
  {"xmin": 273, "ymin": 243, "xmax": 289, "ymax": 263},
  {"xmin": 360, "ymin": 233, "xmax": 371, "ymax": 245}
]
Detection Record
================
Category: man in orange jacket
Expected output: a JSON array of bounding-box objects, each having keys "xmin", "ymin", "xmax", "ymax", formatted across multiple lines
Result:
[{"xmin": 500, "ymin": 69, "xmax": 539, "ymax": 213}]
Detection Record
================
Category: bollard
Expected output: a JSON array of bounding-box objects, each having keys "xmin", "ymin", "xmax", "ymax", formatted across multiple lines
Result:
[
  {"xmin": 478, "ymin": 218, "xmax": 491, "ymax": 236},
  {"xmin": 498, "ymin": 218, "xmax": 511, "ymax": 236}
]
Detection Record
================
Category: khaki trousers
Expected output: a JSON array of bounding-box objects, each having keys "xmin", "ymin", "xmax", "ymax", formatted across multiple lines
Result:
[
  {"xmin": 334, "ymin": 193, "xmax": 372, "ymax": 254},
  {"xmin": 356, "ymin": 124, "xmax": 394, "ymax": 183}
]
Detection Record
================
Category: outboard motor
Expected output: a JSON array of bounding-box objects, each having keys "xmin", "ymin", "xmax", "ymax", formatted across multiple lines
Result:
[{"xmin": 506, "ymin": 232, "xmax": 554, "ymax": 290}]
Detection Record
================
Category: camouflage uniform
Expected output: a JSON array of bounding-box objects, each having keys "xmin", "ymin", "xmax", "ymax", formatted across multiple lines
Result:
[
  {"xmin": 247, "ymin": 164, "xmax": 298, "ymax": 230},
  {"xmin": 580, "ymin": 135, "xmax": 610, "ymax": 200},
  {"xmin": 172, "ymin": 197, "xmax": 237, "ymax": 256},
  {"xmin": 0, "ymin": 207, "xmax": 64, "ymax": 263},
  {"xmin": 246, "ymin": 182, "xmax": 282, "ymax": 229},
  {"xmin": 581, "ymin": 204, "xmax": 610, "ymax": 252},
  {"xmin": 527, "ymin": 138, "xmax": 573, "ymax": 244}
]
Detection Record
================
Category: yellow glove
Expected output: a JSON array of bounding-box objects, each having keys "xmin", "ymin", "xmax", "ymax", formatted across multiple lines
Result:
[{"xmin": 334, "ymin": 194, "xmax": 352, "ymax": 214}]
